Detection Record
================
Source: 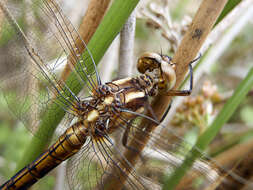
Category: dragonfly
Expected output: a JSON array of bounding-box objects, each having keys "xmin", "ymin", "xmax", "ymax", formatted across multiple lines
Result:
[{"xmin": 0, "ymin": 0, "xmax": 251, "ymax": 190}]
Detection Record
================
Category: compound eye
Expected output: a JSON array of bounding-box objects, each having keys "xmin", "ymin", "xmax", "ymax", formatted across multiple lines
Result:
[{"xmin": 137, "ymin": 52, "xmax": 162, "ymax": 74}]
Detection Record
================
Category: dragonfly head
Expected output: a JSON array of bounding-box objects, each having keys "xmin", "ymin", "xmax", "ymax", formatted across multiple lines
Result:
[{"xmin": 137, "ymin": 52, "xmax": 176, "ymax": 93}]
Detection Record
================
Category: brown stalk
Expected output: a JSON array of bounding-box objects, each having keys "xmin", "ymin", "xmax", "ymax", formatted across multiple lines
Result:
[
  {"xmin": 117, "ymin": 10, "xmax": 136, "ymax": 79},
  {"xmin": 214, "ymin": 139, "xmax": 253, "ymax": 189},
  {"xmin": 102, "ymin": 0, "xmax": 228, "ymax": 189},
  {"xmin": 173, "ymin": 138, "xmax": 253, "ymax": 190},
  {"xmin": 215, "ymin": 139, "xmax": 253, "ymax": 167},
  {"xmin": 0, "ymin": 1, "xmax": 3, "ymax": 34},
  {"xmin": 60, "ymin": 0, "xmax": 111, "ymax": 81}
]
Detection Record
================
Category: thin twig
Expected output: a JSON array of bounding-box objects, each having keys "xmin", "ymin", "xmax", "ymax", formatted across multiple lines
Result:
[
  {"xmin": 117, "ymin": 9, "xmax": 136, "ymax": 79},
  {"xmin": 0, "ymin": 0, "xmax": 4, "ymax": 34},
  {"xmin": 54, "ymin": 162, "xmax": 67, "ymax": 190},
  {"xmin": 99, "ymin": 36, "xmax": 120, "ymax": 83},
  {"xmin": 113, "ymin": 10, "xmax": 137, "ymax": 151}
]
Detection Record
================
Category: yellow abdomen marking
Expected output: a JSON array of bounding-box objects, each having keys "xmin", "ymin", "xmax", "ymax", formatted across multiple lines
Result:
[
  {"xmin": 112, "ymin": 77, "xmax": 132, "ymax": 85},
  {"xmin": 125, "ymin": 91, "xmax": 145, "ymax": 103},
  {"xmin": 104, "ymin": 96, "xmax": 114, "ymax": 105},
  {"xmin": 87, "ymin": 110, "xmax": 99, "ymax": 122}
]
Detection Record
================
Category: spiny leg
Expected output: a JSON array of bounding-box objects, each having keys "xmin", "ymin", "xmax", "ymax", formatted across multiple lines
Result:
[
  {"xmin": 160, "ymin": 100, "xmax": 173, "ymax": 123},
  {"xmin": 161, "ymin": 55, "xmax": 201, "ymax": 122},
  {"xmin": 166, "ymin": 63, "xmax": 193, "ymax": 96},
  {"xmin": 166, "ymin": 54, "xmax": 201, "ymax": 96},
  {"xmin": 122, "ymin": 120, "xmax": 146, "ymax": 162}
]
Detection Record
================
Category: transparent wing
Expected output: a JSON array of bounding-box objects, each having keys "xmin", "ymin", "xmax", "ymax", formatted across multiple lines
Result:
[
  {"xmin": 66, "ymin": 112, "xmax": 253, "ymax": 190},
  {"xmin": 0, "ymin": 0, "xmax": 99, "ymax": 138},
  {"xmin": 67, "ymin": 136, "xmax": 157, "ymax": 190}
]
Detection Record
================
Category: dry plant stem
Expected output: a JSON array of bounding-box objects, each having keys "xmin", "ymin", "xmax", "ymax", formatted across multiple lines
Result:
[
  {"xmin": 201, "ymin": 0, "xmax": 253, "ymax": 54},
  {"xmin": 172, "ymin": 0, "xmax": 227, "ymax": 83},
  {"xmin": 61, "ymin": 0, "xmax": 110, "ymax": 80},
  {"xmin": 117, "ymin": 10, "xmax": 136, "ymax": 79},
  {"xmin": 101, "ymin": 0, "xmax": 228, "ymax": 189},
  {"xmin": 215, "ymin": 139, "xmax": 253, "ymax": 167},
  {"xmin": 0, "ymin": 0, "xmax": 4, "ymax": 34},
  {"xmin": 163, "ymin": 0, "xmax": 253, "ymax": 129},
  {"xmin": 215, "ymin": 139, "xmax": 253, "ymax": 190},
  {"xmin": 114, "ymin": 11, "xmax": 136, "ymax": 150},
  {"xmin": 99, "ymin": 36, "xmax": 119, "ymax": 83},
  {"xmin": 54, "ymin": 162, "xmax": 66, "ymax": 190},
  {"xmin": 175, "ymin": 133, "xmax": 253, "ymax": 189},
  {"xmin": 242, "ymin": 176, "xmax": 253, "ymax": 190}
]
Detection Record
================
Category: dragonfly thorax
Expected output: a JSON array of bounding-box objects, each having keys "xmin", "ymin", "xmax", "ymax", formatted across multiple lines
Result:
[
  {"xmin": 74, "ymin": 77, "xmax": 151, "ymax": 137},
  {"xmin": 73, "ymin": 53, "xmax": 176, "ymax": 138}
]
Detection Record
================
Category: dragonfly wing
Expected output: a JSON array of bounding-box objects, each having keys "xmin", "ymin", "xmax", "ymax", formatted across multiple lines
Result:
[
  {"xmin": 65, "ymin": 111, "xmax": 252, "ymax": 190},
  {"xmin": 66, "ymin": 137, "xmax": 155, "ymax": 190},
  {"xmin": 0, "ymin": 0, "xmax": 99, "ymax": 139}
]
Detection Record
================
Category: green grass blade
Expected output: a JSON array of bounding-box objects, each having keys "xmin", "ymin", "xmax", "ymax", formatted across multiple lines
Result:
[
  {"xmin": 16, "ymin": 0, "xmax": 139, "ymax": 171},
  {"xmin": 162, "ymin": 67, "xmax": 253, "ymax": 190},
  {"xmin": 214, "ymin": 0, "xmax": 242, "ymax": 26}
]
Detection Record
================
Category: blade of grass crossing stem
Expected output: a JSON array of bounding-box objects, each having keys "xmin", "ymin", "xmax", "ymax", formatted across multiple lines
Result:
[
  {"xmin": 16, "ymin": 0, "xmax": 139, "ymax": 171},
  {"xmin": 163, "ymin": 67, "xmax": 253, "ymax": 190},
  {"xmin": 214, "ymin": 0, "xmax": 242, "ymax": 26}
]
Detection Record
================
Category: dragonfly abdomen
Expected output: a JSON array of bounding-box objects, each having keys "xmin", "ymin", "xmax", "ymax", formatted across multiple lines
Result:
[{"xmin": 0, "ymin": 122, "xmax": 88, "ymax": 190}]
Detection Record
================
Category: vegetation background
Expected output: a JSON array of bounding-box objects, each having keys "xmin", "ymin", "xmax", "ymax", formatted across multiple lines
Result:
[{"xmin": 0, "ymin": 0, "xmax": 252, "ymax": 189}]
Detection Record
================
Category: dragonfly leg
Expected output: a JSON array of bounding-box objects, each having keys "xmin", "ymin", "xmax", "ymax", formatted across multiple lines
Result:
[
  {"xmin": 166, "ymin": 53, "xmax": 201, "ymax": 96},
  {"xmin": 122, "ymin": 121, "xmax": 137, "ymax": 152},
  {"xmin": 122, "ymin": 122, "xmax": 130, "ymax": 147},
  {"xmin": 159, "ymin": 100, "xmax": 173, "ymax": 123},
  {"xmin": 166, "ymin": 63, "xmax": 193, "ymax": 96},
  {"xmin": 122, "ymin": 122, "xmax": 145, "ymax": 162}
]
